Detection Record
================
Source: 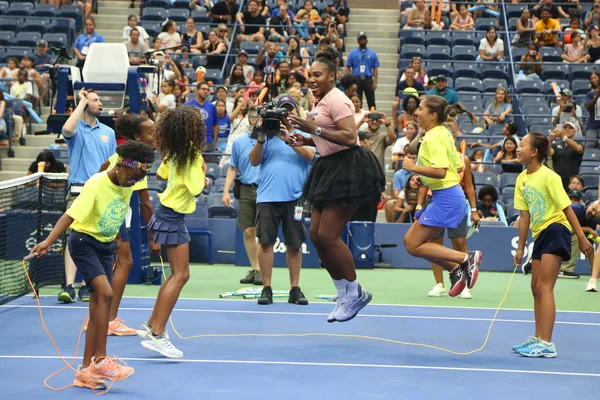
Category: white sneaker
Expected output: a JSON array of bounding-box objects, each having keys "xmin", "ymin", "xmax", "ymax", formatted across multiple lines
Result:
[
  {"xmin": 136, "ymin": 321, "xmax": 152, "ymax": 340},
  {"xmin": 141, "ymin": 334, "xmax": 183, "ymax": 359},
  {"xmin": 428, "ymin": 283, "xmax": 448, "ymax": 297},
  {"xmin": 586, "ymin": 279, "xmax": 597, "ymax": 292},
  {"xmin": 327, "ymin": 296, "xmax": 343, "ymax": 323},
  {"xmin": 459, "ymin": 287, "xmax": 472, "ymax": 299},
  {"xmin": 333, "ymin": 286, "xmax": 372, "ymax": 323}
]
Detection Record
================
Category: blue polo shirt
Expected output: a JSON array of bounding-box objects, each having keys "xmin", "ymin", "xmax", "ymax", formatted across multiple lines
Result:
[
  {"xmin": 393, "ymin": 169, "xmax": 411, "ymax": 192},
  {"xmin": 33, "ymin": 51, "xmax": 53, "ymax": 74},
  {"xmin": 427, "ymin": 87, "xmax": 459, "ymax": 105},
  {"xmin": 74, "ymin": 32, "xmax": 105, "ymax": 56},
  {"xmin": 185, "ymin": 98, "xmax": 218, "ymax": 144},
  {"xmin": 346, "ymin": 47, "xmax": 379, "ymax": 77},
  {"xmin": 257, "ymin": 133, "xmax": 312, "ymax": 203},
  {"xmin": 65, "ymin": 119, "xmax": 116, "ymax": 185},
  {"xmin": 230, "ymin": 133, "xmax": 260, "ymax": 186}
]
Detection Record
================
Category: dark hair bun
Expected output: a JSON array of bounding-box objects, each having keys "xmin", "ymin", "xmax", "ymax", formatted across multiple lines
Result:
[{"xmin": 316, "ymin": 46, "xmax": 338, "ymax": 62}]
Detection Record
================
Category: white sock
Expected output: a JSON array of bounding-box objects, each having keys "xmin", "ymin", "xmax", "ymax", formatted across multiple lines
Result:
[
  {"xmin": 333, "ymin": 279, "xmax": 348, "ymax": 297},
  {"xmin": 591, "ymin": 278, "xmax": 597, "ymax": 283},
  {"xmin": 346, "ymin": 279, "xmax": 359, "ymax": 297},
  {"xmin": 540, "ymin": 339, "xmax": 553, "ymax": 346}
]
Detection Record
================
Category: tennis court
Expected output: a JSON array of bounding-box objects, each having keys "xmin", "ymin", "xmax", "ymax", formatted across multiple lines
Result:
[{"xmin": 0, "ymin": 266, "xmax": 598, "ymax": 399}]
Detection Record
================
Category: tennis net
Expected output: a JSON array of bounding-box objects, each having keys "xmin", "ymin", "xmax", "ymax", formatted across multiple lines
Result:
[{"xmin": 0, "ymin": 172, "xmax": 68, "ymax": 305}]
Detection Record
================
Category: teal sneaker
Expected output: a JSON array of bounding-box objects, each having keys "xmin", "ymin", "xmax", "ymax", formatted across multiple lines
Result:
[
  {"xmin": 512, "ymin": 336, "xmax": 537, "ymax": 352},
  {"xmin": 517, "ymin": 338, "xmax": 557, "ymax": 358}
]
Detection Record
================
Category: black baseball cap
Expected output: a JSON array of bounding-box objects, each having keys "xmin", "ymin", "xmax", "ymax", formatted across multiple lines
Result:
[
  {"xmin": 358, "ymin": 131, "xmax": 374, "ymax": 140},
  {"xmin": 277, "ymin": 95, "xmax": 296, "ymax": 108},
  {"xmin": 568, "ymin": 189, "xmax": 583, "ymax": 199},
  {"xmin": 435, "ymin": 74, "xmax": 447, "ymax": 82}
]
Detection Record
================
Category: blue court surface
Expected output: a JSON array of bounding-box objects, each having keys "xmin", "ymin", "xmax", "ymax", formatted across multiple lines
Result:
[{"xmin": 1, "ymin": 297, "xmax": 599, "ymax": 399}]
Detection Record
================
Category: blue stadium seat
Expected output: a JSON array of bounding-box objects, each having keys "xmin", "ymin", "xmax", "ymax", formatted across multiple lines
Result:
[
  {"xmin": 4, "ymin": 46, "xmax": 34, "ymax": 61},
  {"xmin": 516, "ymin": 79, "xmax": 543, "ymax": 94},
  {"xmin": 43, "ymin": 32, "xmax": 67, "ymax": 48},
  {"xmin": 527, "ymin": 116, "xmax": 553, "ymax": 127},
  {"xmin": 511, "ymin": 47, "xmax": 526, "ymax": 62},
  {"xmin": 579, "ymin": 165, "xmax": 599, "ymax": 174},
  {"xmin": 501, "ymin": 187, "xmax": 515, "ymax": 203},
  {"xmin": 482, "ymin": 78, "xmax": 508, "ymax": 93},
  {"xmin": 167, "ymin": 8, "xmax": 189, "ymax": 22},
  {"xmin": 480, "ymin": 63, "xmax": 507, "ymax": 79},
  {"xmin": 49, "ymin": 18, "xmax": 74, "ymax": 43},
  {"xmin": 191, "ymin": 9, "xmax": 211, "ymax": 23},
  {"xmin": 519, "ymin": 94, "xmax": 546, "ymax": 104},
  {"xmin": 540, "ymin": 64, "xmax": 568, "ymax": 81},
  {"xmin": 140, "ymin": 21, "xmax": 160, "ymax": 37},
  {"xmin": 400, "ymin": 30, "xmax": 425, "ymax": 45},
  {"xmin": 539, "ymin": 46, "xmax": 562, "ymax": 62},
  {"xmin": 208, "ymin": 192, "xmax": 237, "ymax": 219},
  {"xmin": 454, "ymin": 77, "xmax": 482, "ymax": 92},
  {"xmin": 300, "ymin": 43, "xmax": 316, "ymax": 56},
  {"xmin": 488, "ymin": 124, "xmax": 505, "ymax": 136},
  {"xmin": 186, "ymin": 200, "xmax": 214, "ymax": 265},
  {"xmin": 570, "ymin": 64, "xmax": 595, "ymax": 80},
  {"xmin": 400, "ymin": 44, "xmax": 425, "ymax": 59},
  {"xmin": 426, "ymin": 31, "xmax": 451, "ymax": 46},
  {"xmin": 528, "ymin": 124, "xmax": 554, "ymax": 135},
  {"xmin": 460, "ymin": 100, "xmax": 484, "ymax": 115},
  {"xmin": 15, "ymin": 31, "xmax": 40, "ymax": 47},
  {"xmin": 0, "ymin": 1, "xmax": 7, "ymax": 15},
  {"xmin": 585, "ymin": 189, "xmax": 598, "ymax": 199},
  {"xmin": 33, "ymin": 4, "xmax": 57, "ymax": 17},
  {"xmin": 205, "ymin": 69, "xmax": 222, "ymax": 84},
  {"xmin": 219, "ymin": 164, "xmax": 229, "ymax": 178},
  {"xmin": 583, "ymin": 149, "xmax": 600, "ymax": 162},
  {"xmin": 205, "ymin": 162, "xmax": 219, "ymax": 180},
  {"xmin": 240, "ymin": 41, "xmax": 262, "ymax": 54},
  {"xmin": 57, "ymin": 5, "xmax": 82, "ymax": 31},
  {"xmin": 8, "ymin": 2, "xmax": 33, "ymax": 16},
  {"xmin": 500, "ymin": 173, "xmax": 519, "ymax": 189},
  {"xmin": 425, "ymin": 61, "xmax": 452, "ymax": 78},
  {"xmin": 473, "ymin": 171, "xmax": 497, "ymax": 186},
  {"xmin": 451, "ymin": 31, "xmax": 477, "ymax": 46},
  {"xmin": 0, "ymin": 30, "xmax": 14, "ymax": 45},
  {"xmin": 173, "ymin": 0, "xmax": 192, "ymax": 8},
  {"xmin": 522, "ymin": 102, "xmax": 551, "ymax": 115},
  {"xmin": 0, "ymin": 17, "xmax": 17, "ymax": 32},
  {"xmin": 571, "ymin": 79, "xmax": 590, "ymax": 95},
  {"xmin": 475, "ymin": 18, "xmax": 497, "ymax": 30},
  {"xmin": 425, "ymin": 45, "xmax": 451, "ymax": 60},
  {"xmin": 481, "ymin": 92, "xmax": 495, "ymax": 107},
  {"xmin": 142, "ymin": 7, "xmax": 167, "ymax": 21},
  {"xmin": 451, "ymin": 45, "xmax": 477, "ymax": 60},
  {"xmin": 580, "ymin": 174, "xmax": 598, "ymax": 190},
  {"xmin": 543, "ymin": 79, "xmax": 569, "ymax": 95},
  {"xmin": 145, "ymin": 0, "xmax": 171, "ymax": 8},
  {"xmin": 505, "ymin": 4, "xmax": 524, "ymax": 18},
  {"xmin": 454, "ymin": 63, "xmax": 479, "ymax": 79},
  {"xmin": 457, "ymin": 92, "xmax": 481, "ymax": 103},
  {"xmin": 506, "ymin": 201, "xmax": 517, "ymax": 222}
]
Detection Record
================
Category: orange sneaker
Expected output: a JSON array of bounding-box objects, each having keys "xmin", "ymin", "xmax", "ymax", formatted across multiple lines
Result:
[
  {"xmin": 73, "ymin": 365, "xmax": 107, "ymax": 390},
  {"xmin": 91, "ymin": 357, "xmax": 134, "ymax": 381},
  {"xmin": 108, "ymin": 318, "xmax": 137, "ymax": 336}
]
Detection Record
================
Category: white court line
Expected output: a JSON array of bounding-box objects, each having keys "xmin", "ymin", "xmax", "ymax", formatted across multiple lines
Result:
[
  {"xmin": 1, "ymin": 355, "xmax": 598, "ymax": 378},
  {"xmin": 27, "ymin": 294, "xmax": 600, "ymax": 315},
  {"xmin": 2, "ymin": 304, "xmax": 599, "ymax": 326}
]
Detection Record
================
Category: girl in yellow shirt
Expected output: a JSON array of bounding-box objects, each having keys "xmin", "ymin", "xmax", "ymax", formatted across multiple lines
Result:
[
  {"xmin": 31, "ymin": 141, "xmax": 155, "ymax": 390},
  {"xmin": 402, "ymin": 95, "xmax": 482, "ymax": 298},
  {"xmin": 513, "ymin": 132, "xmax": 593, "ymax": 357},
  {"xmin": 137, "ymin": 106, "xmax": 207, "ymax": 359}
]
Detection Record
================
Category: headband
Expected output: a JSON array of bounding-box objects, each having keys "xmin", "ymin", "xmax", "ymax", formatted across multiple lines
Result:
[{"xmin": 119, "ymin": 157, "xmax": 152, "ymax": 172}]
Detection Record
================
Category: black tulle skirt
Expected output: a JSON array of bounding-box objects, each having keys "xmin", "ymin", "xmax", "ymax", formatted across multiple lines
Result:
[{"xmin": 303, "ymin": 146, "xmax": 386, "ymax": 210}]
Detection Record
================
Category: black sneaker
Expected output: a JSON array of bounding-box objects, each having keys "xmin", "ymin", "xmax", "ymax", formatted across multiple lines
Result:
[
  {"xmin": 462, "ymin": 250, "xmax": 481, "ymax": 289},
  {"xmin": 240, "ymin": 270, "xmax": 256, "ymax": 284},
  {"xmin": 257, "ymin": 286, "xmax": 273, "ymax": 305},
  {"xmin": 78, "ymin": 286, "xmax": 90, "ymax": 302},
  {"xmin": 57, "ymin": 285, "xmax": 76, "ymax": 303},
  {"xmin": 448, "ymin": 266, "xmax": 467, "ymax": 297},
  {"xmin": 253, "ymin": 270, "xmax": 264, "ymax": 285},
  {"xmin": 522, "ymin": 262, "xmax": 532, "ymax": 275},
  {"xmin": 558, "ymin": 271, "xmax": 580, "ymax": 279},
  {"xmin": 288, "ymin": 286, "xmax": 309, "ymax": 305}
]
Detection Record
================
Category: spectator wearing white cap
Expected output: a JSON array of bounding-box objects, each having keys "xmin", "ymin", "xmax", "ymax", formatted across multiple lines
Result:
[
  {"xmin": 549, "ymin": 121, "xmax": 584, "ymax": 190},
  {"xmin": 552, "ymin": 88, "xmax": 583, "ymax": 128}
]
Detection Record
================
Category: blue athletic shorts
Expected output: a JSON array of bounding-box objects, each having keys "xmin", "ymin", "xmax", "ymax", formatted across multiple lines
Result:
[
  {"xmin": 532, "ymin": 223, "xmax": 571, "ymax": 262},
  {"xmin": 420, "ymin": 185, "xmax": 467, "ymax": 229},
  {"xmin": 68, "ymin": 231, "xmax": 117, "ymax": 291},
  {"xmin": 118, "ymin": 221, "xmax": 129, "ymax": 242}
]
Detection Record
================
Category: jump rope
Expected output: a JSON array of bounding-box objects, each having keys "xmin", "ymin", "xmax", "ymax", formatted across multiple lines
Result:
[{"xmin": 21, "ymin": 252, "xmax": 520, "ymax": 394}]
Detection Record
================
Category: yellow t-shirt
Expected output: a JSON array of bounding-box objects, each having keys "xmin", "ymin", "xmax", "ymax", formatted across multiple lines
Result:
[
  {"xmin": 535, "ymin": 18, "xmax": 560, "ymax": 45},
  {"xmin": 417, "ymin": 125, "xmax": 461, "ymax": 191},
  {"xmin": 67, "ymin": 171, "xmax": 134, "ymax": 243},
  {"xmin": 157, "ymin": 154, "xmax": 205, "ymax": 214},
  {"xmin": 514, "ymin": 165, "xmax": 571, "ymax": 239},
  {"xmin": 107, "ymin": 153, "xmax": 148, "ymax": 192}
]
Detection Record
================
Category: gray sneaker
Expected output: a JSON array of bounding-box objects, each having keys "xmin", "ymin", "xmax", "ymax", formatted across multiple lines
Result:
[
  {"xmin": 136, "ymin": 321, "xmax": 152, "ymax": 340},
  {"xmin": 333, "ymin": 286, "xmax": 372, "ymax": 323},
  {"xmin": 240, "ymin": 270, "xmax": 256, "ymax": 284},
  {"xmin": 253, "ymin": 270, "xmax": 264, "ymax": 285}
]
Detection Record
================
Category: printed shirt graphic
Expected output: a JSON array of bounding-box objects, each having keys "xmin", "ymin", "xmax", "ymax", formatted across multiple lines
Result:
[
  {"xmin": 67, "ymin": 172, "xmax": 134, "ymax": 242},
  {"xmin": 107, "ymin": 153, "xmax": 148, "ymax": 191},
  {"xmin": 417, "ymin": 125, "xmax": 461, "ymax": 191},
  {"xmin": 156, "ymin": 154, "xmax": 205, "ymax": 214},
  {"xmin": 514, "ymin": 165, "xmax": 571, "ymax": 239}
]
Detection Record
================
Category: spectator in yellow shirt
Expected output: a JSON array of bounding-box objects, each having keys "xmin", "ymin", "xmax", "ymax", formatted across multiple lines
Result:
[{"xmin": 536, "ymin": 8, "xmax": 562, "ymax": 47}]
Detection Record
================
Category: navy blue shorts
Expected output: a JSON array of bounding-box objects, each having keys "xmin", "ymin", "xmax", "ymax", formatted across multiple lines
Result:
[
  {"xmin": 118, "ymin": 221, "xmax": 129, "ymax": 242},
  {"xmin": 532, "ymin": 223, "xmax": 572, "ymax": 262},
  {"xmin": 68, "ymin": 231, "xmax": 117, "ymax": 291}
]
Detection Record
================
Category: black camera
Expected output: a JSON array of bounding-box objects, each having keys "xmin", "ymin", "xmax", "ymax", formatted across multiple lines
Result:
[{"xmin": 256, "ymin": 102, "xmax": 288, "ymax": 136}]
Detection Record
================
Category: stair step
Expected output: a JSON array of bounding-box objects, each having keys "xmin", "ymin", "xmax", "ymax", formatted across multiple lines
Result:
[
  {"xmin": 1, "ymin": 158, "xmax": 36, "ymax": 170},
  {"xmin": 0, "ymin": 170, "xmax": 31, "ymax": 181},
  {"xmin": 0, "ymin": 146, "xmax": 52, "ymax": 160}
]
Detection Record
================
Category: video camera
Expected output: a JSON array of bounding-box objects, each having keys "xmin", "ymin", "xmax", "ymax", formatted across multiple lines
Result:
[{"xmin": 255, "ymin": 101, "xmax": 288, "ymax": 136}]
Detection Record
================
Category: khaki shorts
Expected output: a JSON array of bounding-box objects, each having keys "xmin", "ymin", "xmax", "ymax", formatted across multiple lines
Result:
[{"xmin": 237, "ymin": 184, "xmax": 258, "ymax": 230}]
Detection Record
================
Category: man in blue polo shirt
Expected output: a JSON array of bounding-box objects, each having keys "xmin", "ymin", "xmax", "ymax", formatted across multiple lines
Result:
[
  {"xmin": 345, "ymin": 32, "xmax": 380, "ymax": 110},
  {"xmin": 60, "ymin": 88, "xmax": 116, "ymax": 303},
  {"xmin": 222, "ymin": 111, "xmax": 263, "ymax": 286},
  {"xmin": 185, "ymin": 81, "xmax": 219, "ymax": 152},
  {"xmin": 248, "ymin": 95, "xmax": 315, "ymax": 306},
  {"xmin": 426, "ymin": 75, "xmax": 459, "ymax": 105}
]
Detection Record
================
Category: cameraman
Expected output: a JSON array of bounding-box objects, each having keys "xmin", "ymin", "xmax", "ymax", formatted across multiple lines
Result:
[
  {"xmin": 249, "ymin": 95, "xmax": 315, "ymax": 305},
  {"xmin": 552, "ymin": 89, "xmax": 582, "ymax": 128},
  {"xmin": 549, "ymin": 121, "xmax": 584, "ymax": 190}
]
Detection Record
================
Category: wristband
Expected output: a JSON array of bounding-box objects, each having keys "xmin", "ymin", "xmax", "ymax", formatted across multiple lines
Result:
[
  {"xmin": 471, "ymin": 208, "xmax": 477, "ymax": 212},
  {"xmin": 415, "ymin": 205, "xmax": 423, "ymax": 211},
  {"xmin": 257, "ymin": 139, "xmax": 265, "ymax": 144}
]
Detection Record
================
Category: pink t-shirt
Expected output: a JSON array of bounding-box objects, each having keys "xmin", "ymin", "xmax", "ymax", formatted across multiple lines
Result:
[{"xmin": 311, "ymin": 87, "xmax": 359, "ymax": 157}]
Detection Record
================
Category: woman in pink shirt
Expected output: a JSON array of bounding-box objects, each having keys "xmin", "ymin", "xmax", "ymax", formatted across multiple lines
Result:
[{"xmin": 289, "ymin": 47, "xmax": 385, "ymax": 323}]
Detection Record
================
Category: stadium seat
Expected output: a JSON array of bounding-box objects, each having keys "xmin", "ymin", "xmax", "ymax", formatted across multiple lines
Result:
[
  {"xmin": 21, "ymin": 19, "xmax": 50, "ymax": 34},
  {"xmin": 425, "ymin": 45, "xmax": 451, "ymax": 60},
  {"xmin": 191, "ymin": 9, "xmax": 211, "ymax": 23},
  {"xmin": 0, "ymin": 1, "xmax": 7, "ymax": 15},
  {"xmin": 585, "ymin": 189, "xmax": 598, "ymax": 199},
  {"xmin": 522, "ymin": 103, "xmax": 551, "ymax": 115},
  {"xmin": 400, "ymin": 44, "xmax": 425, "ymax": 59},
  {"xmin": 475, "ymin": 18, "xmax": 497, "ymax": 30},
  {"xmin": 571, "ymin": 79, "xmax": 591, "ymax": 95},
  {"xmin": 173, "ymin": 0, "xmax": 192, "ymax": 8},
  {"xmin": 207, "ymin": 192, "xmax": 237, "ymax": 219},
  {"xmin": 148, "ymin": 176, "xmax": 167, "ymax": 193},
  {"xmin": 43, "ymin": 32, "xmax": 67, "ymax": 48},
  {"xmin": 240, "ymin": 41, "xmax": 262, "ymax": 55},
  {"xmin": 570, "ymin": 64, "xmax": 595, "ymax": 80},
  {"xmin": 300, "ymin": 43, "xmax": 316, "ymax": 56},
  {"xmin": 451, "ymin": 45, "xmax": 477, "ymax": 60},
  {"xmin": 526, "ymin": 116, "xmax": 553, "ymax": 127},
  {"xmin": 451, "ymin": 31, "xmax": 477, "ymax": 46},
  {"xmin": 460, "ymin": 100, "xmax": 483, "ymax": 115},
  {"xmin": 528, "ymin": 124, "xmax": 553, "ymax": 135},
  {"xmin": 219, "ymin": 164, "xmax": 229, "ymax": 178},
  {"xmin": 0, "ymin": 17, "xmax": 17, "ymax": 32},
  {"xmin": 579, "ymin": 165, "xmax": 600, "ymax": 174},
  {"xmin": 457, "ymin": 92, "xmax": 481, "ymax": 103},
  {"xmin": 140, "ymin": 21, "xmax": 160, "ymax": 37},
  {"xmin": 186, "ymin": 200, "xmax": 214, "ymax": 264},
  {"xmin": 506, "ymin": 201, "xmax": 517, "ymax": 223},
  {"xmin": 543, "ymin": 79, "xmax": 569, "ymax": 95},
  {"xmin": 511, "ymin": 47, "xmax": 526, "ymax": 62},
  {"xmin": 0, "ymin": 30, "xmax": 14, "ymax": 45},
  {"xmin": 539, "ymin": 46, "xmax": 562, "ymax": 62},
  {"xmin": 205, "ymin": 162, "xmax": 219, "ymax": 180},
  {"xmin": 540, "ymin": 64, "xmax": 568, "ymax": 81},
  {"xmin": 454, "ymin": 77, "xmax": 482, "ymax": 92},
  {"xmin": 481, "ymin": 92, "xmax": 495, "ymax": 107},
  {"xmin": 501, "ymin": 187, "xmax": 515, "ymax": 203},
  {"xmin": 8, "ymin": 2, "xmax": 33, "ymax": 16},
  {"xmin": 480, "ymin": 63, "xmax": 507, "ymax": 79},
  {"xmin": 425, "ymin": 61, "xmax": 452, "ymax": 78},
  {"xmin": 583, "ymin": 149, "xmax": 600, "ymax": 162},
  {"xmin": 500, "ymin": 173, "xmax": 519, "ymax": 189},
  {"xmin": 454, "ymin": 63, "xmax": 479, "ymax": 79},
  {"xmin": 473, "ymin": 171, "xmax": 497, "ymax": 186},
  {"xmin": 204, "ymin": 69, "xmax": 221, "ymax": 84},
  {"xmin": 57, "ymin": 5, "xmax": 82, "ymax": 31},
  {"xmin": 505, "ymin": 3, "xmax": 524, "ymax": 18},
  {"xmin": 426, "ymin": 30, "xmax": 451, "ymax": 46},
  {"xmin": 141, "ymin": 7, "xmax": 167, "ymax": 21},
  {"xmin": 516, "ymin": 79, "xmax": 543, "ymax": 94},
  {"xmin": 400, "ymin": 30, "xmax": 425, "ymax": 45},
  {"xmin": 33, "ymin": 4, "xmax": 57, "ymax": 17},
  {"xmin": 5, "ymin": 46, "xmax": 34, "ymax": 61},
  {"xmin": 488, "ymin": 124, "xmax": 505, "ymax": 136},
  {"xmin": 482, "ymin": 78, "xmax": 508, "ymax": 92},
  {"xmin": 49, "ymin": 18, "xmax": 75, "ymax": 43},
  {"xmin": 15, "ymin": 31, "xmax": 40, "ymax": 47},
  {"xmin": 167, "ymin": 8, "xmax": 189, "ymax": 22},
  {"xmin": 145, "ymin": 0, "xmax": 171, "ymax": 8}
]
